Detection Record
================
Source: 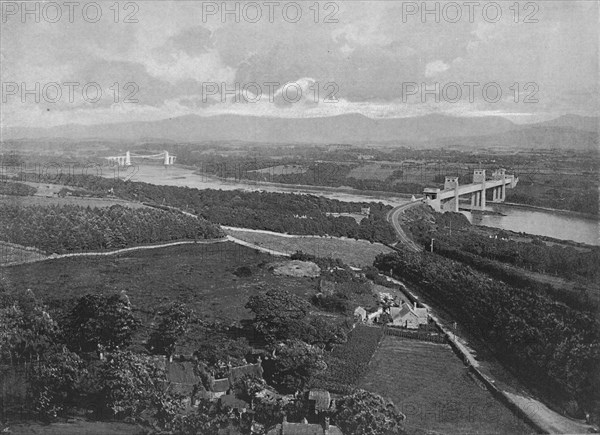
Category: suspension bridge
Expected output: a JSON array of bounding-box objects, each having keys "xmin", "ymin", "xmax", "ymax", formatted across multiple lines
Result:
[{"xmin": 106, "ymin": 150, "xmax": 176, "ymax": 166}]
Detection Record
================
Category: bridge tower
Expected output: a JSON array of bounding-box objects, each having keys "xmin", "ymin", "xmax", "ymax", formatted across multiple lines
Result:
[
  {"xmin": 164, "ymin": 150, "xmax": 170, "ymax": 165},
  {"xmin": 125, "ymin": 151, "xmax": 131, "ymax": 166},
  {"xmin": 442, "ymin": 177, "xmax": 460, "ymax": 212},
  {"xmin": 472, "ymin": 169, "xmax": 486, "ymax": 209}
]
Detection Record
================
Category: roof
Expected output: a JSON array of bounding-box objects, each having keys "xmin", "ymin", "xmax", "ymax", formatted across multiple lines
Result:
[
  {"xmin": 213, "ymin": 378, "xmax": 231, "ymax": 393},
  {"xmin": 220, "ymin": 394, "xmax": 249, "ymax": 410},
  {"xmin": 266, "ymin": 422, "xmax": 343, "ymax": 435},
  {"xmin": 390, "ymin": 305, "xmax": 417, "ymax": 321},
  {"xmin": 354, "ymin": 306, "xmax": 367, "ymax": 315},
  {"xmin": 230, "ymin": 362, "xmax": 263, "ymax": 382},
  {"xmin": 308, "ymin": 390, "xmax": 331, "ymax": 411},
  {"xmin": 166, "ymin": 361, "xmax": 201, "ymax": 385}
]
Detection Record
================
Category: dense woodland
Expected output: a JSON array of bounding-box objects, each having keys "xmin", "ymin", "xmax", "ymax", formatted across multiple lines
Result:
[
  {"xmin": 18, "ymin": 173, "xmax": 397, "ymax": 244},
  {"xmin": 0, "ymin": 204, "xmax": 224, "ymax": 254},
  {"xmin": 374, "ymin": 250, "xmax": 600, "ymax": 423},
  {"xmin": 403, "ymin": 207, "xmax": 600, "ymax": 283}
]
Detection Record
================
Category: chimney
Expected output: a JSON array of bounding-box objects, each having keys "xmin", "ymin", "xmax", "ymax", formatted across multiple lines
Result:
[{"xmin": 414, "ymin": 301, "xmax": 418, "ymax": 310}]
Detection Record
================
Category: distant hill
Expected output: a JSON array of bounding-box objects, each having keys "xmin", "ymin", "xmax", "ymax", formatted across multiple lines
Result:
[
  {"xmin": 2, "ymin": 113, "xmax": 517, "ymax": 144},
  {"xmin": 534, "ymin": 115, "xmax": 598, "ymax": 133},
  {"xmin": 2, "ymin": 113, "xmax": 597, "ymax": 150},
  {"xmin": 436, "ymin": 125, "xmax": 598, "ymax": 151}
]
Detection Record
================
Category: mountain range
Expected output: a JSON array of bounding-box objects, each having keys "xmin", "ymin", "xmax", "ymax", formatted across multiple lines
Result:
[{"xmin": 2, "ymin": 114, "xmax": 598, "ymax": 150}]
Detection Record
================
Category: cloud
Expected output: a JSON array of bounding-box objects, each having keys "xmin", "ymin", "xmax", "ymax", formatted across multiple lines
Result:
[
  {"xmin": 1, "ymin": 1, "xmax": 597, "ymax": 128},
  {"xmin": 425, "ymin": 60, "xmax": 450, "ymax": 78}
]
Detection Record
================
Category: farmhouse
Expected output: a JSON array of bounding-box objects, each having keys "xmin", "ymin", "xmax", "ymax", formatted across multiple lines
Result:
[{"xmin": 389, "ymin": 302, "xmax": 428, "ymax": 329}]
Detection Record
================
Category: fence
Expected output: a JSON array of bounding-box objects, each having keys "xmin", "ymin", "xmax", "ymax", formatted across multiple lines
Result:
[{"xmin": 383, "ymin": 326, "xmax": 448, "ymax": 344}]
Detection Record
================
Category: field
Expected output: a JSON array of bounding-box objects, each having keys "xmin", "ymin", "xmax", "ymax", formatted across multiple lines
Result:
[
  {"xmin": 248, "ymin": 164, "xmax": 308, "ymax": 175},
  {"xmin": 359, "ymin": 336, "xmax": 535, "ymax": 435},
  {"xmin": 310, "ymin": 324, "xmax": 384, "ymax": 395},
  {"xmin": 0, "ymin": 195, "xmax": 146, "ymax": 208},
  {"xmin": 347, "ymin": 164, "xmax": 396, "ymax": 181},
  {"xmin": 2, "ymin": 242, "xmax": 320, "ymax": 351},
  {"xmin": 224, "ymin": 229, "xmax": 393, "ymax": 267}
]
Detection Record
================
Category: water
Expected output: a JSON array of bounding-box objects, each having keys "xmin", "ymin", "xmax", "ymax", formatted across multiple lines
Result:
[
  {"xmin": 465, "ymin": 204, "xmax": 599, "ymax": 246},
  {"xmin": 121, "ymin": 165, "xmax": 409, "ymax": 206},
  {"xmin": 119, "ymin": 165, "xmax": 599, "ymax": 246}
]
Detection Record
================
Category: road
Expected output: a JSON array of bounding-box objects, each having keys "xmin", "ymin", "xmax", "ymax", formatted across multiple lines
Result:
[{"xmin": 386, "ymin": 200, "xmax": 424, "ymax": 252}]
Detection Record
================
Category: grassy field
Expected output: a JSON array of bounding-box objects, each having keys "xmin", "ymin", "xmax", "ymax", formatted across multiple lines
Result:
[
  {"xmin": 249, "ymin": 164, "xmax": 308, "ymax": 175},
  {"xmin": 359, "ymin": 336, "xmax": 535, "ymax": 435},
  {"xmin": 2, "ymin": 242, "xmax": 321, "ymax": 351},
  {"xmin": 225, "ymin": 229, "xmax": 393, "ymax": 267},
  {"xmin": 347, "ymin": 164, "xmax": 396, "ymax": 181}
]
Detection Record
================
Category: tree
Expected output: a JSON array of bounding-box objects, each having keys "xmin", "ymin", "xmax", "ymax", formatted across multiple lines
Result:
[
  {"xmin": 27, "ymin": 346, "xmax": 87, "ymax": 420},
  {"xmin": 63, "ymin": 292, "xmax": 139, "ymax": 353},
  {"xmin": 265, "ymin": 339, "xmax": 326, "ymax": 394},
  {"xmin": 171, "ymin": 398, "xmax": 240, "ymax": 435},
  {"xmin": 0, "ymin": 289, "xmax": 57, "ymax": 362},
  {"xmin": 302, "ymin": 317, "xmax": 347, "ymax": 350},
  {"xmin": 95, "ymin": 350, "xmax": 184, "ymax": 424},
  {"xmin": 245, "ymin": 289, "xmax": 311, "ymax": 342},
  {"xmin": 333, "ymin": 390, "xmax": 406, "ymax": 435},
  {"xmin": 147, "ymin": 303, "xmax": 192, "ymax": 358},
  {"xmin": 195, "ymin": 334, "xmax": 251, "ymax": 375}
]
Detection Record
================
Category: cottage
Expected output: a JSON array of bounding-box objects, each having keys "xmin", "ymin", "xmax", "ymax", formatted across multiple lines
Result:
[
  {"xmin": 388, "ymin": 302, "xmax": 428, "ymax": 329},
  {"xmin": 266, "ymin": 416, "xmax": 343, "ymax": 435},
  {"xmin": 389, "ymin": 305, "xmax": 420, "ymax": 329},
  {"xmin": 149, "ymin": 358, "xmax": 202, "ymax": 406},
  {"xmin": 354, "ymin": 306, "xmax": 367, "ymax": 322}
]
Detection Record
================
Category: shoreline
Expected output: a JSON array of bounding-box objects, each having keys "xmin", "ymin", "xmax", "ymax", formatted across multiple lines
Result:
[{"xmin": 502, "ymin": 202, "xmax": 598, "ymax": 221}]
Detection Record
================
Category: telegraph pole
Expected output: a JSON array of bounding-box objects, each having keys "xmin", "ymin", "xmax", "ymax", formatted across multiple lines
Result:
[{"xmin": 430, "ymin": 238, "xmax": 434, "ymax": 253}]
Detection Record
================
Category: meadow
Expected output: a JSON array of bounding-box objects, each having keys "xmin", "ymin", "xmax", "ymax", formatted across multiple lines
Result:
[
  {"xmin": 224, "ymin": 229, "xmax": 393, "ymax": 268},
  {"xmin": 359, "ymin": 336, "xmax": 535, "ymax": 435},
  {"xmin": 2, "ymin": 242, "xmax": 320, "ymax": 352}
]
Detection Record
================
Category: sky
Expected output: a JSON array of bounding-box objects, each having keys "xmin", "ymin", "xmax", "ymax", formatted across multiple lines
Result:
[{"xmin": 1, "ymin": 0, "xmax": 598, "ymax": 128}]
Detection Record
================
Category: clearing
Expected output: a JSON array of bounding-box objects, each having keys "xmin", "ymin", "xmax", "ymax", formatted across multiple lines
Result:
[{"xmin": 224, "ymin": 228, "xmax": 393, "ymax": 268}]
